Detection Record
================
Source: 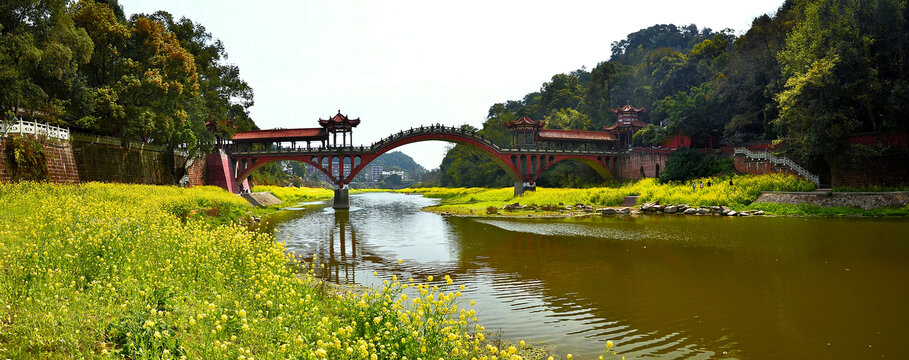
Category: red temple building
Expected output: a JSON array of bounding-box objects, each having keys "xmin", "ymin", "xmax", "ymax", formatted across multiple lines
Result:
[{"xmin": 604, "ymin": 102, "xmax": 647, "ymax": 148}]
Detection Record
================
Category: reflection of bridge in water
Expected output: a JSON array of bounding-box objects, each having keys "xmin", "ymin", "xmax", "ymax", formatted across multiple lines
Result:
[
  {"xmin": 210, "ymin": 107, "xmax": 649, "ymax": 208},
  {"xmin": 322, "ymin": 210, "xmax": 357, "ymax": 284}
]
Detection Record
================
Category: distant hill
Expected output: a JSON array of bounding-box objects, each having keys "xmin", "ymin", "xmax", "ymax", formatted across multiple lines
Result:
[{"xmin": 367, "ymin": 151, "xmax": 427, "ymax": 175}]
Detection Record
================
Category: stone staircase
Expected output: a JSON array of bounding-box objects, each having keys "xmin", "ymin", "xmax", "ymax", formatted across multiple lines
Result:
[{"xmin": 734, "ymin": 147, "xmax": 819, "ymax": 186}]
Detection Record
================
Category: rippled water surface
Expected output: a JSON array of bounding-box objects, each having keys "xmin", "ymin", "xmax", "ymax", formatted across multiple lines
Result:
[{"xmin": 273, "ymin": 192, "xmax": 909, "ymax": 359}]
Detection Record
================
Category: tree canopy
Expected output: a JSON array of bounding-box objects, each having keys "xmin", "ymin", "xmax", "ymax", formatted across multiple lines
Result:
[
  {"xmin": 1, "ymin": 0, "xmax": 257, "ymax": 158},
  {"xmin": 439, "ymin": 0, "xmax": 909, "ymax": 187}
]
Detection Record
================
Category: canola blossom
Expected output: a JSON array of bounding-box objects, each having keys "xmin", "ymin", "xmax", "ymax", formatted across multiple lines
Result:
[
  {"xmin": 0, "ymin": 182, "xmax": 614, "ymax": 359},
  {"xmin": 250, "ymin": 185, "xmax": 334, "ymax": 203}
]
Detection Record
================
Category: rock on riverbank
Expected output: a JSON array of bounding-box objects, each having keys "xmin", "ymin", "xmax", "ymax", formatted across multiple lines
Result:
[{"xmin": 635, "ymin": 201, "xmax": 763, "ymax": 216}]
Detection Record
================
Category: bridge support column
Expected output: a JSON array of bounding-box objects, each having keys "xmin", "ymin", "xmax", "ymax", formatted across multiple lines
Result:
[
  {"xmin": 333, "ymin": 187, "xmax": 350, "ymax": 210},
  {"xmin": 514, "ymin": 181, "xmax": 536, "ymax": 196}
]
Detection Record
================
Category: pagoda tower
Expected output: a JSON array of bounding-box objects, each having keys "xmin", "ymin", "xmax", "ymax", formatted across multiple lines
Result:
[
  {"xmin": 504, "ymin": 116, "xmax": 545, "ymax": 147},
  {"xmin": 319, "ymin": 110, "xmax": 361, "ymax": 147},
  {"xmin": 604, "ymin": 101, "xmax": 647, "ymax": 148}
]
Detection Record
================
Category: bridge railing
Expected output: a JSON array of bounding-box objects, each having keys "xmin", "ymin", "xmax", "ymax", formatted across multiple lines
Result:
[{"xmin": 369, "ymin": 124, "xmax": 500, "ymax": 152}]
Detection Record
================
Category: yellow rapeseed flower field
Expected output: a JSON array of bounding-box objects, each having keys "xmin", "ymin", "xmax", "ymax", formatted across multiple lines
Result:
[
  {"xmin": 250, "ymin": 185, "xmax": 334, "ymax": 203},
  {"xmin": 1, "ymin": 182, "xmax": 602, "ymax": 359},
  {"xmin": 401, "ymin": 174, "xmax": 815, "ymax": 215}
]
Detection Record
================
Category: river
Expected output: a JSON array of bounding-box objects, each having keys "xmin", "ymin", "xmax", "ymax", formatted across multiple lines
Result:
[{"xmin": 269, "ymin": 192, "xmax": 909, "ymax": 359}]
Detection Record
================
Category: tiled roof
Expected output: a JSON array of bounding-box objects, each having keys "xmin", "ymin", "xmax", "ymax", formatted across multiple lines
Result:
[
  {"xmin": 610, "ymin": 103, "xmax": 647, "ymax": 115},
  {"xmin": 603, "ymin": 119, "xmax": 649, "ymax": 131},
  {"xmin": 318, "ymin": 110, "xmax": 361, "ymax": 128},
  {"xmin": 538, "ymin": 129, "xmax": 616, "ymax": 142},
  {"xmin": 231, "ymin": 128, "xmax": 327, "ymax": 142},
  {"xmin": 504, "ymin": 116, "xmax": 545, "ymax": 129}
]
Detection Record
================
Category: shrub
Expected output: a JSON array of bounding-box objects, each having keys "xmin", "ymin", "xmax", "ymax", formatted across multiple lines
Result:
[
  {"xmin": 659, "ymin": 147, "xmax": 709, "ymax": 183},
  {"xmin": 4, "ymin": 135, "xmax": 48, "ymax": 182},
  {"xmin": 708, "ymin": 157, "xmax": 735, "ymax": 175}
]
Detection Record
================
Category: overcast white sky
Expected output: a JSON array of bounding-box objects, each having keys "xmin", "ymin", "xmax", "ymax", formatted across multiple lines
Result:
[{"xmin": 120, "ymin": 0, "xmax": 785, "ymax": 169}]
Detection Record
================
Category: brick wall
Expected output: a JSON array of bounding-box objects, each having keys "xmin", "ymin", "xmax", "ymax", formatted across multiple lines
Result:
[
  {"xmin": 831, "ymin": 156, "xmax": 909, "ymax": 187},
  {"xmin": 0, "ymin": 136, "xmax": 80, "ymax": 183},
  {"xmin": 44, "ymin": 141, "xmax": 80, "ymax": 183},
  {"xmin": 184, "ymin": 155, "xmax": 206, "ymax": 186},
  {"xmin": 0, "ymin": 139, "xmax": 7, "ymax": 182},
  {"xmin": 615, "ymin": 148, "xmax": 671, "ymax": 179},
  {"xmin": 70, "ymin": 140, "xmax": 176, "ymax": 184}
]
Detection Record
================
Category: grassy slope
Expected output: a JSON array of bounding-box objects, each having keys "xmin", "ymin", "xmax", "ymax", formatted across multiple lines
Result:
[{"xmin": 0, "ymin": 182, "xmax": 529, "ymax": 359}]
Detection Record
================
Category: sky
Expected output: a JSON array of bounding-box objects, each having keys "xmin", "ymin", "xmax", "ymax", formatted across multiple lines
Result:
[{"xmin": 119, "ymin": 0, "xmax": 786, "ymax": 170}]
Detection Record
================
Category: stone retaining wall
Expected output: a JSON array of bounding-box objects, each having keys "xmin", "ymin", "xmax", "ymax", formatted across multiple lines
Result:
[
  {"xmin": 754, "ymin": 191, "xmax": 909, "ymax": 210},
  {"xmin": 615, "ymin": 149, "xmax": 671, "ymax": 179},
  {"xmin": 1, "ymin": 135, "xmax": 205, "ymax": 186}
]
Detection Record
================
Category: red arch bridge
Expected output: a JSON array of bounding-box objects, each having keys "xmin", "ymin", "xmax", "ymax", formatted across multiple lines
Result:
[
  {"xmin": 218, "ymin": 126, "xmax": 622, "ymax": 208},
  {"xmin": 210, "ymin": 111, "xmax": 642, "ymax": 208}
]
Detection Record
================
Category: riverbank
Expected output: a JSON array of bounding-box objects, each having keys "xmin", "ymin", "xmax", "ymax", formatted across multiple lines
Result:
[
  {"xmin": 392, "ymin": 174, "xmax": 909, "ymax": 217},
  {"xmin": 1, "ymin": 182, "xmax": 573, "ymax": 359}
]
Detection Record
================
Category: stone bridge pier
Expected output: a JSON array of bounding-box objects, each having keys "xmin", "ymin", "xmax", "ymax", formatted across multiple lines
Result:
[{"xmin": 333, "ymin": 187, "xmax": 350, "ymax": 209}]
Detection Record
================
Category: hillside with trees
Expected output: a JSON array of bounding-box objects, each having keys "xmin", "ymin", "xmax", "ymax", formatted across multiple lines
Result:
[
  {"xmin": 367, "ymin": 151, "xmax": 427, "ymax": 178},
  {"xmin": 439, "ymin": 0, "xmax": 909, "ymax": 187},
  {"xmin": 1, "ymin": 0, "xmax": 256, "ymax": 160}
]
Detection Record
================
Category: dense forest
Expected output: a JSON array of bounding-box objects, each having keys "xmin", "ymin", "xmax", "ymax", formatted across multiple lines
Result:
[
  {"xmin": 439, "ymin": 0, "xmax": 909, "ymax": 187},
  {"xmin": 1, "ymin": 0, "xmax": 256, "ymax": 159}
]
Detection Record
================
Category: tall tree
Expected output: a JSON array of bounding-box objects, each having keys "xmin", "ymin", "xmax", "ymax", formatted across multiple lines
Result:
[
  {"xmin": 776, "ymin": 0, "xmax": 881, "ymax": 162},
  {"xmin": 0, "ymin": 0, "xmax": 92, "ymax": 124},
  {"xmin": 142, "ymin": 11, "xmax": 256, "ymax": 137},
  {"xmin": 714, "ymin": 3, "xmax": 797, "ymax": 143},
  {"xmin": 585, "ymin": 61, "xmax": 620, "ymax": 127}
]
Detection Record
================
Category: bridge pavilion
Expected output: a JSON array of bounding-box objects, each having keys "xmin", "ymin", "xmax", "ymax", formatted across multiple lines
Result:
[
  {"xmin": 504, "ymin": 115, "xmax": 619, "ymax": 149},
  {"xmin": 229, "ymin": 110, "xmax": 363, "ymax": 151}
]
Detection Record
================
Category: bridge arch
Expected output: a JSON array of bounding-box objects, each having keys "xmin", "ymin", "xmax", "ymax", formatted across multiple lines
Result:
[{"xmin": 345, "ymin": 130, "xmax": 521, "ymax": 183}]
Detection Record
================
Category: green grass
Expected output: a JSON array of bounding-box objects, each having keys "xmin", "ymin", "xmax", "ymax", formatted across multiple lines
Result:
[{"xmin": 746, "ymin": 202, "xmax": 909, "ymax": 216}]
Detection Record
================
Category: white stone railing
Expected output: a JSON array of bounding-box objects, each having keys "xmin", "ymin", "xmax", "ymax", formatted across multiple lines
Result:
[
  {"xmin": 0, "ymin": 119, "xmax": 70, "ymax": 140},
  {"xmin": 734, "ymin": 147, "xmax": 819, "ymax": 185}
]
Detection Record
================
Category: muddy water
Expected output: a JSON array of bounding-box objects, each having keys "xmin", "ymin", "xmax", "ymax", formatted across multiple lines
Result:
[{"xmin": 274, "ymin": 192, "xmax": 909, "ymax": 359}]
